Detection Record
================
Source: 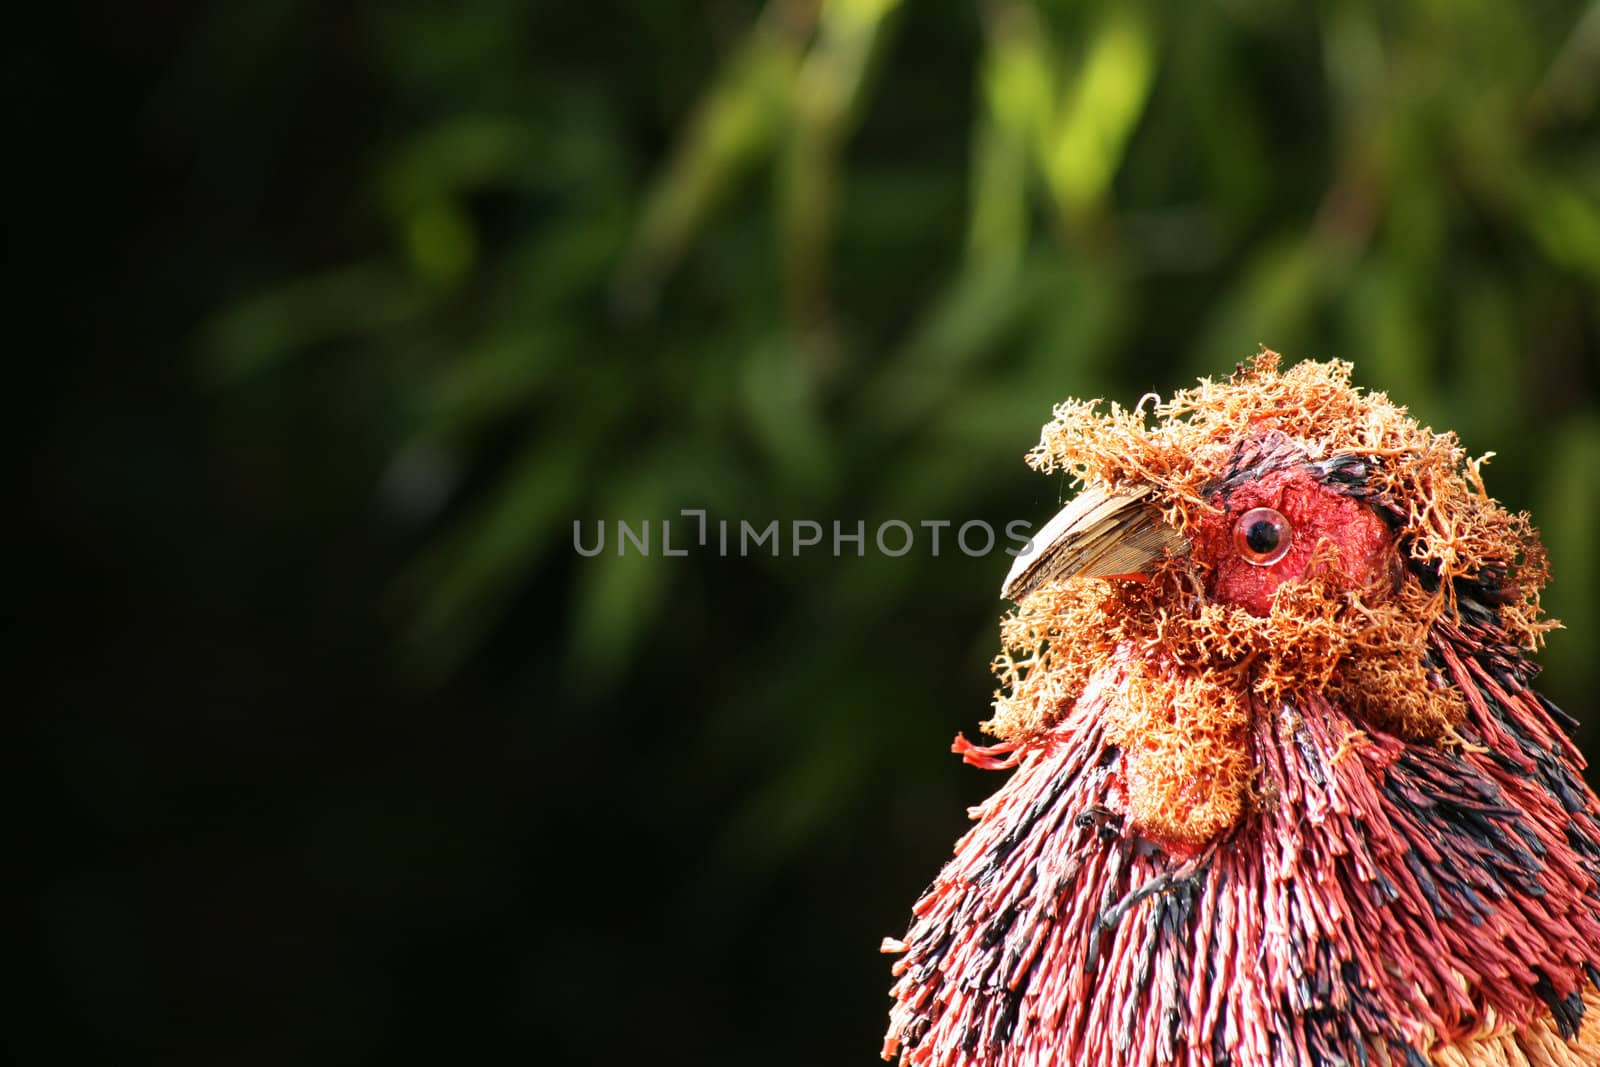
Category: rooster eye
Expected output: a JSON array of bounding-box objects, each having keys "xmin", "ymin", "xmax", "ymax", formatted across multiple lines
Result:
[{"xmin": 1233, "ymin": 507, "xmax": 1292, "ymax": 565}]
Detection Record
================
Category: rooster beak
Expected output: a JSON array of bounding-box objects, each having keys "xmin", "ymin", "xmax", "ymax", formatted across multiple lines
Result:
[{"xmin": 1002, "ymin": 484, "xmax": 1189, "ymax": 601}]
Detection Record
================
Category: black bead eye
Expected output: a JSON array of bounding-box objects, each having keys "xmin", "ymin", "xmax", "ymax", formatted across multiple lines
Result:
[{"xmin": 1233, "ymin": 507, "xmax": 1292, "ymax": 566}]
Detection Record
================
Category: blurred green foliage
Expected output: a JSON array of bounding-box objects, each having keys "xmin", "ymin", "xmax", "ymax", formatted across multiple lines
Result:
[
  {"xmin": 206, "ymin": 0, "xmax": 1599, "ymax": 727},
  {"xmin": 156, "ymin": 0, "xmax": 1600, "ymax": 1059}
]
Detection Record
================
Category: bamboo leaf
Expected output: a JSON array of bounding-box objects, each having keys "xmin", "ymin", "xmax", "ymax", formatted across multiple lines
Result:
[{"xmin": 1040, "ymin": 6, "xmax": 1156, "ymax": 223}]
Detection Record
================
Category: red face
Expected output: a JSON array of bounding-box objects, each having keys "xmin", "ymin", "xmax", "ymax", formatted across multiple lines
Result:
[{"xmin": 1192, "ymin": 467, "xmax": 1396, "ymax": 615}]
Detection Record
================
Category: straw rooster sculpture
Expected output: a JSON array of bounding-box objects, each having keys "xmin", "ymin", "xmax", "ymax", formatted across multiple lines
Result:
[{"xmin": 882, "ymin": 355, "xmax": 1600, "ymax": 1067}]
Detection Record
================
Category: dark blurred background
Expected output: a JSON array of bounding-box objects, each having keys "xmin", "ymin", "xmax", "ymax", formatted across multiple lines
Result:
[{"xmin": 18, "ymin": 1, "xmax": 1600, "ymax": 1064}]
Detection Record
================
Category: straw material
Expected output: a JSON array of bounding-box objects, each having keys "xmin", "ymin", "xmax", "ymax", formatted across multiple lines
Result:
[{"xmin": 883, "ymin": 355, "xmax": 1600, "ymax": 1067}]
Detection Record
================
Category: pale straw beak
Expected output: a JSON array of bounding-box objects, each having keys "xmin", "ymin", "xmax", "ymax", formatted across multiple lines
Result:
[{"xmin": 1001, "ymin": 483, "xmax": 1188, "ymax": 601}]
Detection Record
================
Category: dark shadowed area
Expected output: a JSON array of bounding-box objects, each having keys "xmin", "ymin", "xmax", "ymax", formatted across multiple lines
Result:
[{"xmin": 18, "ymin": 2, "xmax": 1600, "ymax": 1064}]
